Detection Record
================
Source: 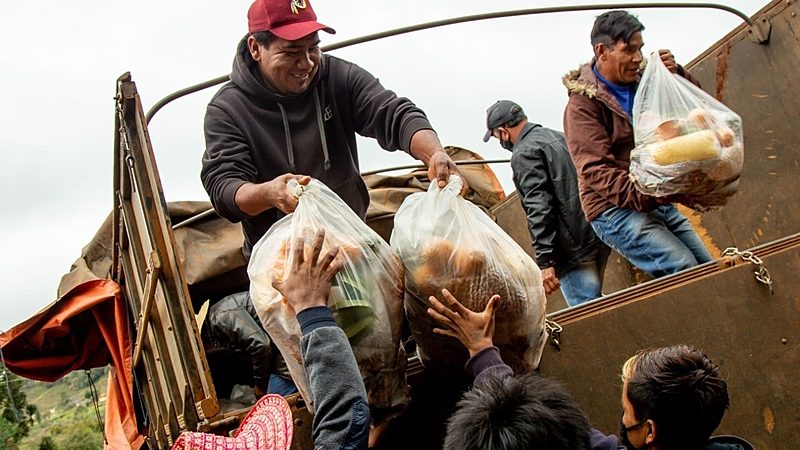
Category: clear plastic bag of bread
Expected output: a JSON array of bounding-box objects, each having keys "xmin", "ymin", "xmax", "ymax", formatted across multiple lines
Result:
[
  {"xmin": 631, "ymin": 52, "xmax": 743, "ymax": 211},
  {"xmin": 248, "ymin": 178, "xmax": 408, "ymax": 416},
  {"xmin": 390, "ymin": 175, "xmax": 547, "ymax": 374}
]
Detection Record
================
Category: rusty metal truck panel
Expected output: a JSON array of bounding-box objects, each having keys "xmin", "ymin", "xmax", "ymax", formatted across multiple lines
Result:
[
  {"xmin": 682, "ymin": 0, "xmax": 800, "ymax": 251},
  {"xmin": 540, "ymin": 233, "xmax": 800, "ymax": 449}
]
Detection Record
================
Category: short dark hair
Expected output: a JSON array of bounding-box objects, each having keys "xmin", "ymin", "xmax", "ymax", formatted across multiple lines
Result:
[
  {"xmin": 444, "ymin": 373, "xmax": 591, "ymax": 450},
  {"xmin": 251, "ymin": 30, "xmax": 278, "ymax": 48},
  {"xmin": 591, "ymin": 10, "xmax": 645, "ymax": 47},
  {"xmin": 622, "ymin": 345, "xmax": 730, "ymax": 450}
]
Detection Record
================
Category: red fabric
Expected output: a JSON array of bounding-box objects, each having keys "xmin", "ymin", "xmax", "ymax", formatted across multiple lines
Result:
[
  {"xmin": 172, "ymin": 395, "xmax": 292, "ymax": 450},
  {"xmin": 0, "ymin": 279, "xmax": 145, "ymax": 449},
  {"xmin": 247, "ymin": 0, "xmax": 335, "ymax": 39}
]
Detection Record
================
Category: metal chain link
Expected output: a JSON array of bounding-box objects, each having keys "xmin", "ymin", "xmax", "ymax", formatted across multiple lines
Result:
[
  {"xmin": 117, "ymin": 94, "xmax": 141, "ymax": 194},
  {"xmin": 545, "ymin": 318, "xmax": 563, "ymax": 351},
  {"xmin": 116, "ymin": 96, "xmax": 133, "ymax": 157},
  {"xmin": 722, "ymin": 247, "xmax": 774, "ymax": 294}
]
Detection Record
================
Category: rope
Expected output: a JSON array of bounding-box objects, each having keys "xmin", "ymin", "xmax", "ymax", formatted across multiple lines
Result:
[{"xmin": 86, "ymin": 369, "xmax": 108, "ymax": 445}]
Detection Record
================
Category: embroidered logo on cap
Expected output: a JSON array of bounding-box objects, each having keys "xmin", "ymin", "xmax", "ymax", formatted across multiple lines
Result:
[{"xmin": 290, "ymin": 0, "xmax": 307, "ymax": 15}]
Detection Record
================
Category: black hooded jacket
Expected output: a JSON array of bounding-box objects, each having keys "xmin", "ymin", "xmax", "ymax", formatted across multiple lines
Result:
[
  {"xmin": 202, "ymin": 37, "xmax": 433, "ymax": 258},
  {"xmin": 510, "ymin": 123, "xmax": 606, "ymax": 275}
]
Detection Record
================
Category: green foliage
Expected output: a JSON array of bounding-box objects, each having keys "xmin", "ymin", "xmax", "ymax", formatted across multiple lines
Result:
[
  {"xmin": 38, "ymin": 435, "xmax": 57, "ymax": 450},
  {"xmin": 46, "ymin": 406, "xmax": 104, "ymax": 450},
  {"xmin": 0, "ymin": 417, "xmax": 18, "ymax": 449},
  {"xmin": 0, "ymin": 368, "xmax": 37, "ymax": 443},
  {"xmin": 16, "ymin": 369, "xmax": 108, "ymax": 450}
]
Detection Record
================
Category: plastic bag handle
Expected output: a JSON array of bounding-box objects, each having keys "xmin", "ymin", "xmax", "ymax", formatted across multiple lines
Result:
[
  {"xmin": 438, "ymin": 174, "xmax": 463, "ymax": 195},
  {"xmin": 287, "ymin": 178, "xmax": 306, "ymax": 198}
]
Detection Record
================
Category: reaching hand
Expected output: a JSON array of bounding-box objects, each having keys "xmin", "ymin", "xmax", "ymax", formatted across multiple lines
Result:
[
  {"xmin": 541, "ymin": 267, "xmax": 561, "ymax": 295},
  {"xmin": 427, "ymin": 289, "xmax": 500, "ymax": 356},
  {"xmin": 272, "ymin": 229, "xmax": 342, "ymax": 314}
]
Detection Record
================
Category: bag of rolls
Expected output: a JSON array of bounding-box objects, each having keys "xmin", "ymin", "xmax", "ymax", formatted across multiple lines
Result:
[
  {"xmin": 630, "ymin": 52, "xmax": 744, "ymax": 211},
  {"xmin": 390, "ymin": 176, "xmax": 547, "ymax": 374},
  {"xmin": 248, "ymin": 179, "xmax": 408, "ymax": 415}
]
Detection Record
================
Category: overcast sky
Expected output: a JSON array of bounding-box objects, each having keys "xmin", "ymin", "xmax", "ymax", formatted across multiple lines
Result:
[{"xmin": 0, "ymin": 0, "xmax": 766, "ymax": 331}]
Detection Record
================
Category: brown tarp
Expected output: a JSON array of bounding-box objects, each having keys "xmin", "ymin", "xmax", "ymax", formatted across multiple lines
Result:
[
  {"xmin": 60, "ymin": 145, "xmax": 508, "ymax": 303},
  {"xmin": 0, "ymin": 145, "xmax": 506, "ymax": 448}
]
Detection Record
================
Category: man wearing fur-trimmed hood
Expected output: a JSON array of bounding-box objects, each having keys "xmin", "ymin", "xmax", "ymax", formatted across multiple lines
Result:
[{"xmin": 562, "ymin": 10, "xmax": 712, "ymax": 278}]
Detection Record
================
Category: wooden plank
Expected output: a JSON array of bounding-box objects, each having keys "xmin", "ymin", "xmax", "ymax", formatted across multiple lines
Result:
[
  {"xmin": 133, "ymin": 252, "xmax": 161, "ymax": 366},
  {"xmin": 114, "ymin": 82, "xmax": 221, "ymax": 440},
  {"xmin": 539, "ymin": 242, "xmax": 800, "ymax": 449}
]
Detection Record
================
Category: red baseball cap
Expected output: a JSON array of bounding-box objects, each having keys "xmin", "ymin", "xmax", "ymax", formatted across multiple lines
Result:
[{"xmin": 248, "ymin": 0, "xmax": 335, "ymax": 41}]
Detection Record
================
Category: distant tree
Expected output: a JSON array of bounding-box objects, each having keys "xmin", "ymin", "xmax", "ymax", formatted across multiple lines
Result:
[
  {"xmin": 0, "ymin": 417, "xmax": 17, "ymax": 449},
  {"xmin": 38, "ymin": 436, "xmax": 57, "ymax": 450},
  {"xmin": 0, "ymin": 368, "xmax": 37, "ymax": 443}
]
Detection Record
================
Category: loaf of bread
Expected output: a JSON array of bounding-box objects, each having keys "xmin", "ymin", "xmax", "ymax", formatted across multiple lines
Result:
[
  {"xmin": 687, "ymin": 108, "xmax": 717, "ymax": 129},
  {"xmin": 707, "ymin": 143, "xmax": 744, "ymax": 181},
  {"xmin": 653, "ymin": 130, "xmax": 720, "ymax": 165},
  {"xmin": 404, "ymin": 238, "xmax": 543, "ymax": 374}
]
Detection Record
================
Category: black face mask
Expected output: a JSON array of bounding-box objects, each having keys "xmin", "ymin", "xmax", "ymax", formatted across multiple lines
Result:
[
  {"xmin": 619, "ymin": 414, "xmax": 649, "ymax": 450},
  {"xmin": 499, "ymin": 139, "xmax": 514, "ymax": 150}
]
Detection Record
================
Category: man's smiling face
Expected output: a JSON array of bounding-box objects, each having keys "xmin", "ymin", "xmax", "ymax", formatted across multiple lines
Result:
[{"xmin": 250, "ymin": 32, "xmax": 321, "ymax": 96}]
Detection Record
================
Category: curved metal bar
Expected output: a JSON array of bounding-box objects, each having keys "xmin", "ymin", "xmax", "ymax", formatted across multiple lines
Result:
[
  {"xmin": 323, "ymin": 3, "xmax": 753, "ymax": 52},
  {"xmin": 146, "ymin": 75, "xmax": 229, "ymax": 123},
  {"xmin": 145, "ymin": 2, "xmax": 753, "ymax": 123},
  {"xmin": 360, "ymin": 158, "xmax": 510, "ymax": 177}
]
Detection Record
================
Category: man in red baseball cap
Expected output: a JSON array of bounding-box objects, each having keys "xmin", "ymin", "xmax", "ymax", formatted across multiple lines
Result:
[{"xmin": 202, "ymin": 0, "xmax": 466, "ymax": 262}]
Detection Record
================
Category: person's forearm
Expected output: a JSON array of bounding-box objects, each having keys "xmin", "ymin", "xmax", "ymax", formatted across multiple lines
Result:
[
  {"xmin": 234, "ymin": 181, "xmax": 275, "ymax": 217},
  {"xmin": 466, "ymin": 346, "xmax": 514, "ymax": 387},
  {"xmin": 677, "ymin": 64, "xmax": 701, "ymax": 88},
  {"xmin": 298, "ymin": 308, "xmax": 370, "ymax": 448},
  {"xmin": 409, "ymin": 129, "xmax": 445, "ymax": 164}
]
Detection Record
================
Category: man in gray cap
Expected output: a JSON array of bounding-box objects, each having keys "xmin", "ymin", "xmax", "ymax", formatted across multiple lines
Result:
[{"xmin": 484, "ymin": 100, "xmax": 609, "ymax": 307}]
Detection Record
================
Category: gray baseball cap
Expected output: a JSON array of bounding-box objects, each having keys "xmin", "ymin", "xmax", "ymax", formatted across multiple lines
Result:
[{"xmin": 483, "ymin": 100, "xmax": 525, "ymax": 142}]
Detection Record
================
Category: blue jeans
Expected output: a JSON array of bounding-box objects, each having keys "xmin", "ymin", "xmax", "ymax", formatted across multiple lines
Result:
[
  {"xmin": 591, "ymin": 205, "xmax": 712, "ymax": 278},
  {"xmin": 267, "ymin": 373, "xmax": 298, "ymax": 397},
  {"xmin": 559, "ymin": 246, "xmax": 611, "ymax": 307}
]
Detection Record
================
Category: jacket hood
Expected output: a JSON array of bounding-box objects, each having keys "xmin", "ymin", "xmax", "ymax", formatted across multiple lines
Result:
[
  {"xmin": 563, "ymin": 57, "xmax": 649, "ymax": 98},
  {"xmin": 562, "ymin": 61, "xmax": 598, "ymax": 98},
  {"xmin": 230, "ymin": 35, "xmax": 324, "ymax": 102}
]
